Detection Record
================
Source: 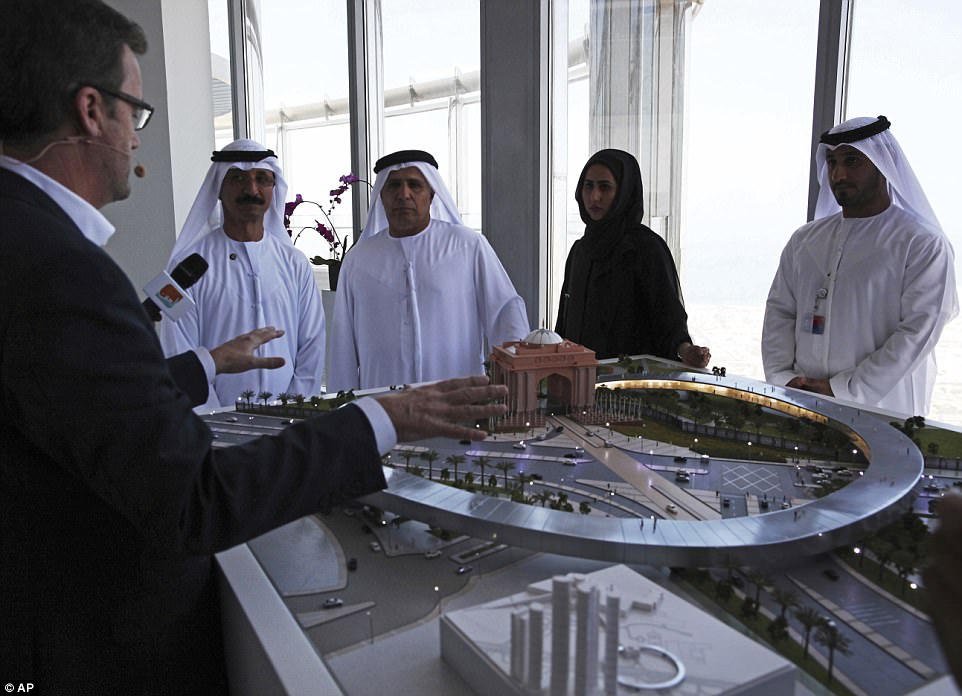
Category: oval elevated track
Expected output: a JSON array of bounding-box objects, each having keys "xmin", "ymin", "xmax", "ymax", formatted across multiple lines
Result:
[{"xmin": 364, "ymin": 372, "xmax": 920, "ymax": 568}]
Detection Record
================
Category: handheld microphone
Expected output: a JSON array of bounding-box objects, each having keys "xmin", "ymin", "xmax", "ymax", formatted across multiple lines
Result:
[{"xmin": 142, "ymin": 253, "xmax": 208, "ymax": 322}]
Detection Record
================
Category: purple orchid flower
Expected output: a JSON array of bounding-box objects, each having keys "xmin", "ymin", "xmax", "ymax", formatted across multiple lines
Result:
[{"xmin": 315, "ymin": 220, "xmax": 336, "ymax": 245}]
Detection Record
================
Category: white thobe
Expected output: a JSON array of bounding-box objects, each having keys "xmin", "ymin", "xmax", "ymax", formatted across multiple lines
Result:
[
  {"xmin": 159, "ymin": 228, "xmax": 326, "ymax": 409},
  {"xmin": 763, "ymin": 204, "xmax": 957, "ymax": 417},
  {"xmin": 328, "ymin": 220, "xmax": 530, "ymax": 391}
]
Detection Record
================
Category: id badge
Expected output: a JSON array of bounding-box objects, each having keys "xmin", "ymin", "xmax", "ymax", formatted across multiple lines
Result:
[{"xmin": 811, "ymin": 314, "xmax": 825, "ymax": 335}]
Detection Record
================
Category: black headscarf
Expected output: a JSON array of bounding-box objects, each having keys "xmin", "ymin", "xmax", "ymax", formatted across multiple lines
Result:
[
  {"xmin": 559, "ymin": 149, "xmax": 646, "ymax": 343},
  {"xmin": 557, "ymin": 148, "xmax": 690, "ymax": 358},
  {"xmin": 573, "ymin": 148, "xmax": 645, "ymax": 260}
]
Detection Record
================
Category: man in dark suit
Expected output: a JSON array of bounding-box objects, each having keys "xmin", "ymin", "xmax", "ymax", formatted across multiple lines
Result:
[{"xmin": 0, "ymin": 2, "xmax": 506, "ymax": 693}]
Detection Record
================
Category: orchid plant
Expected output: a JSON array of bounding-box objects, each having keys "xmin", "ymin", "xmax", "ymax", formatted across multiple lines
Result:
[{"xmin": 285, "ymin": 173, "xmax": 367, "ymax": 264}]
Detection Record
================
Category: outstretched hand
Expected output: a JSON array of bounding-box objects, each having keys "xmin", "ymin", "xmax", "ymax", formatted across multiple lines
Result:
[
  {"xmin": 209, "ymin": 326, "xmax": 286, "ymax": 375},
  {"xmin": 374, "ymin": 375, "xmax": 508, "ymax": 443},
  {"xmin": 678, "ymin": 342, "xmax": 711, "ymax": 369}
]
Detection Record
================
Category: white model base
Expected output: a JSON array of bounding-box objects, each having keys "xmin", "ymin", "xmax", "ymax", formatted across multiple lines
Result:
[{"xmin": 440, "ymin": 564, "xmax": 795, "ymax": 695}]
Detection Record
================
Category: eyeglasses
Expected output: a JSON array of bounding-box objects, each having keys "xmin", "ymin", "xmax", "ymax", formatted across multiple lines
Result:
[
  {"xmin": 86, "ymin": 84, "xmax": 154, "ymax": 130},
  {"xmin": 223, "ymin": 170, "xmax": 277, "ymax": 188}
]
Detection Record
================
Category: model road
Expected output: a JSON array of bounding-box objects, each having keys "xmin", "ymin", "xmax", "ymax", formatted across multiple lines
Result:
[{"xmin": 546, "ymin": 414, "xmax": 722, "ymax": 521}]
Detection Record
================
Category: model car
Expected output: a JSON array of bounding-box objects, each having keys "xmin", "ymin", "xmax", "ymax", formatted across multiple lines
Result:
[
  {"xmin": 455, "ymin": 565, "xmax": 473, "ymax": 575},
  {"xmin": 323, "ymin": 597, "xmax": 344, "ymax": 609},
  {"xmin": 424, "ymin": 549, "xmax": 443, "ymax": 559},
  {"xmin": 369, "ymin": 541, "xmax": 382, "ymax": 552}
]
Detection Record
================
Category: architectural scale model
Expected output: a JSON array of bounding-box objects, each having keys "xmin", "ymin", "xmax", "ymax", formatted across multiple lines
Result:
[
  {"xmin": 489, "ymin": 328, "xmax": 598, "ymax": 418},
  {"xmin": 440, "ymin": 564, "xmax": 795, "ymax": 695},
  {"xmin": 364, "ymin": 359, "xmax": 923, "ymax": 568},
  {"xmin": 202, "ymin": 355, "xmax": 952, "ymax": 695}
]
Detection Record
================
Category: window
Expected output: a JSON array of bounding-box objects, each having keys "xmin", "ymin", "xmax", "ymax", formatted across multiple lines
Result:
[
  {"xmin": 208, "ymin": 0, "xmax": 233, "ymax": 147},
  {"xmin": 548, "ymin": 0, "xmax": 691, "ymax": 327},
  {"xmin": 209, "ymin": 0, "xmax": 480, "ymax": 254},
  {"xmin": 379, "ymin": 0, "xmax": 481, "ymax": 229},
  {"xmin": 246, "ymin": 0, "xmax": 354, "ymax": 263},
  {"xmin": 682, "ymin": 1, "xmax": 820, "ymax": 379},
  {"xmin": 847, "ymin": 0, "xmax": 962, "ymax": 423}
]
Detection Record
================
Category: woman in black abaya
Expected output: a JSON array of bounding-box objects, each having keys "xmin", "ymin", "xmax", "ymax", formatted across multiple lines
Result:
[{"xmin": 554, "ymin": 148, "xmax": 710, "ymax": 366}]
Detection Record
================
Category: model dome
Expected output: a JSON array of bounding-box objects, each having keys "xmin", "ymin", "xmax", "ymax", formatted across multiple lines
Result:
[{"xmin": 521, "ymin": 328, "xmax": 564, "ymax": 346}]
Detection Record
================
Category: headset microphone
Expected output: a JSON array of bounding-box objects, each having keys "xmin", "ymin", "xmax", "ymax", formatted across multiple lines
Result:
[
  {"xmin": 22, "ymin": 136, "xmax": 145, "ymax": 177},
  {"xmin": 78, "ymin": 138, "xmax": 146, "ymax": 178}
]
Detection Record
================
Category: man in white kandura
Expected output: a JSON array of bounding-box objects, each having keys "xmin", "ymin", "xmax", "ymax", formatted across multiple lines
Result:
[
  {"xmin": 160, "ymin": 139, "xmax": 326, "ymax": 409},
  {"xmin": 763, "ymin": 115, "xmax": 958, "ymax": 417},
  {"xmin": 328, "ymin": 149, "xmax": 530, "ymax": 391}
]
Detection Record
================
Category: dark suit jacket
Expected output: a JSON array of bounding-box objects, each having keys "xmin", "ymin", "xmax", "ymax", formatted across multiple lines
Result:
[
  {"xmin": 0, "ymin": 168, "xmax": 387, "ymax": 694},
  {"xmin": 166, "ymin": 348, "xmax": 209, "ymax": 406}
]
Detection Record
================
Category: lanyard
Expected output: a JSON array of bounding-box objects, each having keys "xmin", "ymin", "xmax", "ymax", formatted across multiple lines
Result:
[{"xmin": 811, "ymin": 219, "xmax": 851, "ymax": 337}]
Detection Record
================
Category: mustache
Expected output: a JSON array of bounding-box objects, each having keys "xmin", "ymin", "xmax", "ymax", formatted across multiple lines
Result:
[{"xmin": 235, "ymin": 194, "xmax": 265, "ymax": 205}]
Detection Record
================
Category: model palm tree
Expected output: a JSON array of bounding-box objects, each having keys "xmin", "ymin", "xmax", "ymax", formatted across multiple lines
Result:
[
  {"xmin": 494, "ymin": 461, "xmax": 516, "ymax": 490},
  {"xmin": 420, "ymin": 449, "xmax": 439, "ymax": 480},
  {"xmin": 257, "ymin": 391, "xmax": 272, "ymax": 407},
  {"xmin": 515, "ymin": 471, "xmax": 532, "ymax": 492},
  {"xmin": 814, "ymin": 620, "xmax": 852, "ymax": 685},
  {"xmin": 770, "ymin": 585, "xmax": 799, "ymax": 620},
  {"xmin": 474, "ymin": 456, "xmax": 490, "ymax": 492},
  {"xmin": 445, "ymin": 454, "xmax": 465, "ymax": 484},
  {"xmin": 871, "ymin": 538, "xmax": 896, "ymax": 580},
  {"xmin": 892, "ymin": 549, "xmax": 916, "ymax": 596},
  {"xmin": 793, "ymin": 605, "xmax": 824, "ymax": 661},
  {"xmin": 535, "ymin": 490, "xmax": 554, "ymax": 507},
  {"xmin": 240, "ymin": 389, "xmax": 255, "ymax": 408},
  {"xmin": 745, "ymin": 568, "xmax": 771, "ymax": 612}
]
